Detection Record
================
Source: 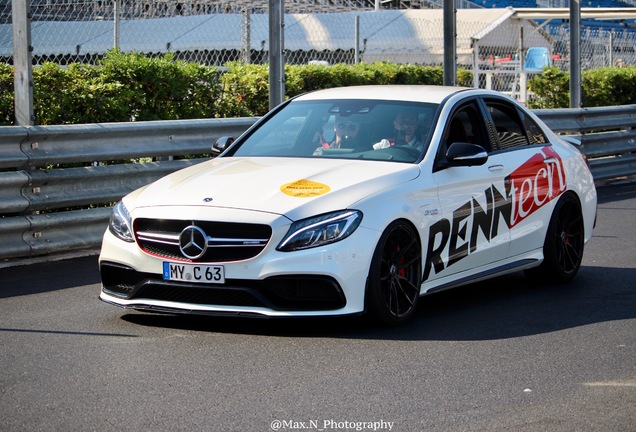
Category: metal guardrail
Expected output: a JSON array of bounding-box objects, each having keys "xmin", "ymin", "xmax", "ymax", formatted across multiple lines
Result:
[
  {"xmin": 535, "ymin": 105, "xmax": 636, "ymax": 181},
  {"xmin": 0, "ymin": 118, "xmax": 258, "ymax": 261},
  {"xmin": 1, "ymin": 106, "xmax": 635, "ymax": 262}
]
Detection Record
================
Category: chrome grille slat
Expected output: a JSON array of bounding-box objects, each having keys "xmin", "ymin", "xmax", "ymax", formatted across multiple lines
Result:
[
  {"xmin": 136, "ymin": 231, "xmax": 180, "ymax": 245},
  {"xmin": 207, "ymin": 237, "xmax": 269, "ymax": 247}
]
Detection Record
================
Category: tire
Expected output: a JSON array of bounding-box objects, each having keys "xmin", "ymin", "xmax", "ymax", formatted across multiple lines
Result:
[
  {"xmin": 366, "ymin": 221, "xmax": 422, "ymax": 325},
  {"xmin": 529, "ymin": 192, "xmax": 585, "ymax": 283}
]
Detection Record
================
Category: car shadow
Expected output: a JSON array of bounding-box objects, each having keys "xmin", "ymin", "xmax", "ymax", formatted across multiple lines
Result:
[{"xmin": 121, "ymin": 264, "xmax": 636, "ymax": 341}]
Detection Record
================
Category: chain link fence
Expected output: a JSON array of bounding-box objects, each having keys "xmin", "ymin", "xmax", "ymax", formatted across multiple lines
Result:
[{"xmin": 1, "ymin": 1, "xmax": 636, "ymax": 99}]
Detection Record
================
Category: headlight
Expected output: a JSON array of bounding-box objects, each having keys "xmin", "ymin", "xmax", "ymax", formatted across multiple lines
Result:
[
  {"xmin": 108, "ymin": 201, "xmax": 135, "ymax": 243},
  {"xmin": 277, "ymin": 210, "xmax": 362, "ymax": 252}
]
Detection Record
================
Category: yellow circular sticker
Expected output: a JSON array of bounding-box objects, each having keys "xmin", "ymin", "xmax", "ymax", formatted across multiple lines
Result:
[{"xmin": 280, "ymin": 179, "xmax": 331, "ymax": 198}]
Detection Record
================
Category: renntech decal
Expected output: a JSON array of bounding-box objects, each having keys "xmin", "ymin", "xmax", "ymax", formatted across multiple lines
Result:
[
  {"xmin": 507, "ymin": 146, "xmax": 566, "ymax": 227},
  {"xmin": 424, "ymin": 184, "xmax": 510, "ymax": 280},
  {"xmin": 424, "ymin": 147, "xmax": 566, "ymax": 280}
]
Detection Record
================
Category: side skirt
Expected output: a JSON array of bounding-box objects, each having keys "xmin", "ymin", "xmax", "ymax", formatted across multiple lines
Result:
[{"xmin": 423, "ymin": 258, "xmax": 539, "ymax": 295}]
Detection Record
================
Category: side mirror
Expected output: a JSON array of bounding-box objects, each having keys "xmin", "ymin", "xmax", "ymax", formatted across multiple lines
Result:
[
  {"xmin": 446, "ymin": 142, "xmax": 488, "ymax": 167},
  {"xmin": 212, "ymin": 136, "xmax": 234, "ymax": 154}
]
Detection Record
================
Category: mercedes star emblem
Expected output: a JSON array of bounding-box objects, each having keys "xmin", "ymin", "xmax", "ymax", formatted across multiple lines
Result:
[{"xmin": 179, "ymin": 225, "xmax": 208, "ymax": 259}]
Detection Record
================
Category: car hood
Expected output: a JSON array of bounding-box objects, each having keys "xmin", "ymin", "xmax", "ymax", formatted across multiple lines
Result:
[{"xmin": 131, "ymin": 157, "xmax": 420, "ymax": 220}]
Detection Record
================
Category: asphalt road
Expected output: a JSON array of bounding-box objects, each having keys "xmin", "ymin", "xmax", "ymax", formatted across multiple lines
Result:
[{"xmin": 1, "ymin": 181, "xmax": 635, "ymax": 432}]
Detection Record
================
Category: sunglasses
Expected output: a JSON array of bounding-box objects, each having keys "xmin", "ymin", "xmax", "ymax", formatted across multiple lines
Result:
[
  {"xmin": 395, "ymin": 119, "xmax": 417, "ymax": 126},
  {"xmin": 337, "ymin": 122, "xmax": 359, "ymax": 130}
]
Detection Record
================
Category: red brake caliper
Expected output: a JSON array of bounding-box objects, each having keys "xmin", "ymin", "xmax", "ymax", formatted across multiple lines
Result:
[{"xmin": 397, "ymin": 245, "xmax": 406, "ymax": 278}]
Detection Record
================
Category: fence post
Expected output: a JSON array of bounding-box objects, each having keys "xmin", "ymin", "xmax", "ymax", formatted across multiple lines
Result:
[
  {"xmin": 354, "ymin": 15, "xmax": 360, "ymax": 64},
  {"xmin": 472, "ymin": 39, "xmax": 479, "ymax": 88},
  {"xmin": 443, "ymin": 0, "xmax": 457, "ymax": 86},
  {"xmin": 570, "ymin": 0, "xmax": 582, "ymax": 108},
  {"xmin": 113, "ymin": 0, "xmax": 120, "ymax": 50},
  {"xmin": 608, "ymin": 31, "xmax": 614, "ymax": 67},
  {"xmin": 268, "ymin": 0, "xmax": 284, "ymax": 110},
  {"xmin": 11, "ymin": 0, "xmax": 34, "ymax": 126},
  {"xmin": 242, "ymin": 8, "xmax": 251, "ymax": 64}
]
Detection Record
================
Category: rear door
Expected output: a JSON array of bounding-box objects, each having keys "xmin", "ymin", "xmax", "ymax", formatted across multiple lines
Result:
[{"xmin": 480, "ymin": 97, "xmax": 567, "ymax": 259}]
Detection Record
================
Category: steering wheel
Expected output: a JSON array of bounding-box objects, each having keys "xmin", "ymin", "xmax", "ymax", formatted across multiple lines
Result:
[{"xmin": 392, "ymin": 145, "xmax": 421, "ymax": 160}]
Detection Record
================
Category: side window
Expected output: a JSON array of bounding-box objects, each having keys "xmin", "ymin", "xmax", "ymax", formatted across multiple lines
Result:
[
  {"xmin": 485, "ymin": 100, "xmax": 530, "ymax": 150},
  {"xmin": 434, "ymin": 101, "xmax": 490, "ymax": 171},
  {"xmin": 440, "ymin": 101, "xmax": 489, "ymax": 158},
  {"xmin": 519, "ymin": 110, "xmax": 548, "ymax": 145}
]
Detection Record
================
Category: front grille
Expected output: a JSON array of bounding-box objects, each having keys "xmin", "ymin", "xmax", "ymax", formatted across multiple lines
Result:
[{"xmin": 134, "ymin": 218, "xmax": 272, "ymax": 263}]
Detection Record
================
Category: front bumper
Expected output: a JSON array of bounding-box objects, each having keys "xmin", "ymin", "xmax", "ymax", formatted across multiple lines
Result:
[
  {"xmin": 100, "ymin": 260, "xmax": 346, "ymax": 312},
  {"xmin": 98, "ymin": 221, "xmax": 378, "ymax": 317}
]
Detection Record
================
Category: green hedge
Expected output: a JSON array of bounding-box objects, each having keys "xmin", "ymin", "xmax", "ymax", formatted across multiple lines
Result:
[
  {"xmin": 220, "ymin": 62, "xmax": 469, "ymax": 116},
  {"xmin": 1, "ymin": 51, "xmax": 223, "ymax": 125},
  {"xmin": 1, "ymin": 51, "xmax": 635, "ymax": 125},
  {"xmin": 527, "ymin": 66, "xmax": 636, "ymax": 109},
  {"xmin": 0, "ymin": 62, "xmax": 13, "ymax": 125},
  {"xmin": 0, "ymin": 52, "xmax": 474, "ymax": 125}
]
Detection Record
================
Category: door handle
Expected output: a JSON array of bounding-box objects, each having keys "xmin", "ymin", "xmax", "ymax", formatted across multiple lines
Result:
[{"xmin": 488, "ymin": 164, "xmax": 504, "ymax": 172}]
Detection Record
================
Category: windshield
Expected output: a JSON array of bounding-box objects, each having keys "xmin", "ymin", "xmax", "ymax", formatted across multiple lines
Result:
[{"xmin": 228, "ymin": 99, "xmax": 439, "ymax": 163}]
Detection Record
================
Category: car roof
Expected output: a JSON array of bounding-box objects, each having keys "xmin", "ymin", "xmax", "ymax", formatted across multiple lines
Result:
[{"xmin": 294, "ymin": 85, "xmax": 473, "ymax": 104}]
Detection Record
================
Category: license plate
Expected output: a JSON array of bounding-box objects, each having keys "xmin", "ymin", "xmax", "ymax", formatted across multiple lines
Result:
[{"xmin": 163, "ymin": 262, "xmax": 225, "ymax": 284}]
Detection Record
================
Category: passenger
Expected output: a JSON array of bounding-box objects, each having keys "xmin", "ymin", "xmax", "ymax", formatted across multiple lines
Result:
[{"xmin": 373, "ymin": 109, "xmax": 423, "ymax": 151}]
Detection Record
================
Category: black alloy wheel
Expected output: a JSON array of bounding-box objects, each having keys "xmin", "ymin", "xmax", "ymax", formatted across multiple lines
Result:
[
  {"xmin": 366, "ymin": 221, "xmax": 422, "ymax": 325},
  {"xmin": 531, "ymin": 193, "xmax": 585, "ymax": 283}
]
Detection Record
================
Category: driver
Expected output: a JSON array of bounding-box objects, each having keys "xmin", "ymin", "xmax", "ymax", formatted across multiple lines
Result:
[
  {"xmin": 329, "ymin": 115, "xmax": 361, "ymax": 149},
  {"xmin": 314, "ymin": 115, "xmax": 361, "ymax": 155}
]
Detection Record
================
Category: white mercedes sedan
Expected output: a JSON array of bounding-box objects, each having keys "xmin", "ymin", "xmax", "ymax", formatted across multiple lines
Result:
[{"xmin": 99, "ymin": 85, "xmax": 597, "ymax": 325}]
